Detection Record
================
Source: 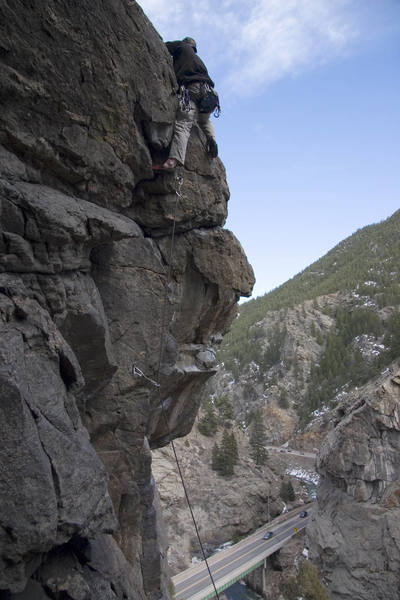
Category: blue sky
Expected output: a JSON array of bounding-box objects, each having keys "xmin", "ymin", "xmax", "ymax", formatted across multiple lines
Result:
[{"xmin": 138, "ymin": 0, "xmax": 400, "ymax": 299}]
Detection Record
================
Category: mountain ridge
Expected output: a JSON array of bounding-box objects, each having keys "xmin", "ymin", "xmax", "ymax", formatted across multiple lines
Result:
[
  {"xmin": 217, "ymin": 208, "xmax": 400, "ymax": 426},
  {"xmin": 234, "ymin": 208, "xmax": 400, "ymax": 326}
]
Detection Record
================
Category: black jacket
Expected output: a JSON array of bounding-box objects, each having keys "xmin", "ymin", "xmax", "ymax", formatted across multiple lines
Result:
[{"xmin": 166, "ymin": 41, "xmax": 215, "ymax": 87}]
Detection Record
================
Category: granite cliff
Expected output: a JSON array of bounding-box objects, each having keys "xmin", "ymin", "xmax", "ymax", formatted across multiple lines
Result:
[
  {"xmin": 0, "ymin": 2, "xmax": 254, "ymax": 598},
  {"xmin": 308, "ymin": 366, "xmax": 400, "ymax": 600}
]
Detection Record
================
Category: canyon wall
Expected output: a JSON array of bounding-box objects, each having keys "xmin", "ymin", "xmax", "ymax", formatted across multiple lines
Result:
[
  {"xmin": 0, "ymin": 1, "xmax": 254, "ymax": 598},
  {"xmin": 308, "ymin": 367, "xmax": 400, "ymax": 600}
]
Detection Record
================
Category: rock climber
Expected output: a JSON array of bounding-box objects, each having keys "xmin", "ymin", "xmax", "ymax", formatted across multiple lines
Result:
[{"xmin": 153, "ymin": 37, "xmax": 220, "ymax": 171}]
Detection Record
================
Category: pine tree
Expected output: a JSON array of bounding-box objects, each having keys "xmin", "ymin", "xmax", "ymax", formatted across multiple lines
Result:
[
  {"xmin": 219, "ymin": 428, "xmax": 235, "ymax": 476},
  {"xmin": 211, "ymin": 443, "xmax": 221, "ymax": 472},
  {"xmin": 282, "ymin": 561, "xmax": 330, "ymax": 600},
  {"xmin": 211, "ymin": 430, "xmax": 239, "ymax": 477},
  {"xmin": 280, "ymin": 480, "xmax": 296, "ymax": 502},
  {"xmin": 384, "ymin": 310, "xmax": 400, "ymax": 360},
  {"xmin": 214, "ymin": 395, "xmax": 234, "ymax": 424},
  {"xmin": 292, "ymin": 354, "xmax": 300, "ymax": 379},
  {"xmin": 279, "ymin": 388, "xmax": 289, "ymax": 409},
  {"xmin": 198, "ymin": 400, "xmax": 218, "ymax": 436},
  {"xmin": 249, "ymin": 411, "xmax": 268, "ymax": 465},
  {"xmin": 228, "ymin": 432, "xmax": 239, "ymax": 463},
  {"xmin": 286, "ymin": 480, "xmax": 295, "ymax": 501},
  {"xmin": 280, "ymin": 481, "xmax": 288, "ymax": 501},
  {"xmin": 315, "ymin": 329, "xmax": 323, "ymax": 345},
  {"xmin": 297, "ymin": 561, "xmax": 331, "ymax": 600}
]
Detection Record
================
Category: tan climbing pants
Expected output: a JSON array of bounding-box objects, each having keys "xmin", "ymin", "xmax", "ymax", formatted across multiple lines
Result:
[{"xmin": 169, "ymin": 82, "xmax": 216, "ymax": 166}]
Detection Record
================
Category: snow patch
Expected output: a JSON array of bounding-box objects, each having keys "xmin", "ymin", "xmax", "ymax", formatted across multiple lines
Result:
[
  {"xmin": 311, "ymin": 406, "xmax": 329, "ymax": 418},
  {"xmin": 363, "ymin": 299, "xmax": 376, "ymax": 307},
  {"xmin": 286, "ymin": 467, "xmax": 320, "ymax": 486},
  {"xmin": 213, "ymin": 540, "xmax": 233, "ymax": 554},
  {"xmin": 354, "ymin": 334, "xmax": 386, "ymax": 356},
  {"xmin": 335, "ymin": 388, "xmax": 349, "ymax": 402}
]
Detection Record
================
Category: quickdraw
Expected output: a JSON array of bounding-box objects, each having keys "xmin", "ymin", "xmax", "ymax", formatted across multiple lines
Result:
[
  {"xmin": 175, "ymin": 172, "xmax": 184, "ymax": 197},
  {"xmin": 178, "ymin": 85, "xmax": 191, "ymax": 112},
  {"xmin": 131, "ymin": 364, "xmax": 160, "ymax": 388}
]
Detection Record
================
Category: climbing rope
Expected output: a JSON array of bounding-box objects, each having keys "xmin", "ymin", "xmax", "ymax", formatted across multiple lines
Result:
[{"xmin": 133, "ymin": 169, "xmax": 220, "ymax": 599}]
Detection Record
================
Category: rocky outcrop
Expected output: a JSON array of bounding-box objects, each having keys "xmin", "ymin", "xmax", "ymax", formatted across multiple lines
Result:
[
  {"xmin": 0, "ymin": 1, "xmax": 254, "ymax": 598},
  {"xmin": 307, "ymin": 366, "xmax": 400, "ymax": 599},
  {"xmin": 211, "ymin": 294, "xmax": 341, "ymax": 445}
]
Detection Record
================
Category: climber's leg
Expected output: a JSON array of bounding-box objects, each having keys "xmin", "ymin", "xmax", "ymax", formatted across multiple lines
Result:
[
  {"xmin": 198, "ymin": 112, "xmax": 218, "ymax": 157},
  {"xmin": 198, "ymin": 112, "xmax": 215, "ymax": 140},
  {"xmin": 168, "ymin": 100, "xmax": 196, "ymax": 166}
]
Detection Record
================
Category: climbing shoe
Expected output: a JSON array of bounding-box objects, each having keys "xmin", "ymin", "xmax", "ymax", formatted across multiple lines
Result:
[
  {"xmin": 207, "ymin": 138, "xmax": 218, "ymax": 158},
  {"xmin": 152, "ymin": 158, "xmax": 177, "ymax": 171}
]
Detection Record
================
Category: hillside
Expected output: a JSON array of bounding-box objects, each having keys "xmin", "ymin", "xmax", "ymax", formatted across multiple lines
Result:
[
  {"xmin": 216, "ymin": 209, "xmax": 400, "ymax": 428},
  {"xmin": 235, "ymin": 208, "xmax": 400, "ymax": 322}
]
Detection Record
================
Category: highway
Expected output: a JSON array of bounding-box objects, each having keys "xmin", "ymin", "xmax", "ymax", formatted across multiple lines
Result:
[
  {"xmin": 172, "ymin": 505, "xmax": 313, "ymax": 600},
  {"xmin": 266, "ymin": 445, "xmax": 316, "ymax": 460}
]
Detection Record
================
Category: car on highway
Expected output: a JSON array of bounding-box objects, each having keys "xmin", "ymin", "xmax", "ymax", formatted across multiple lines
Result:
[
  {"xmin": 263, "ymin": 531, "xmax": 274, "ymax": 540},
  {"xmin": 299, "ymin": 511, "xmax": 308, "ymax": 518}
]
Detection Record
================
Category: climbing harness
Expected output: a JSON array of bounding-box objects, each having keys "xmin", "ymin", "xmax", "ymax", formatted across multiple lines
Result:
[
  {"xmin": 198, "ymin": 83, "xmax": 221, "ymax": 117},
  {"xmin": 131, "ymin": 170, "xmax": 220, "ymax": 599},
  {"xmin": 178, "ymin": 84, "xmax": 191, "ymax": 112},
  {"xmin": 178, "ymin": 83, "xmax": 221, "ymax": 117}
]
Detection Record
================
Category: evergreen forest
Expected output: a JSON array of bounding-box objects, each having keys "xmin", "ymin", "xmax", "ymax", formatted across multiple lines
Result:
[{"xmin": 215, "ymin": 209, "xmax": 400, "ymax": 426}]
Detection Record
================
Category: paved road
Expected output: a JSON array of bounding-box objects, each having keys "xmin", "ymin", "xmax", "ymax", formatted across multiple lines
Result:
[
  {"xmin": 172, "ymin": 505, "xmax": 313, "ymax": 600},
  {"xmin": 266, "ymin": 445, "xmax": 316, "ymax": 460}
]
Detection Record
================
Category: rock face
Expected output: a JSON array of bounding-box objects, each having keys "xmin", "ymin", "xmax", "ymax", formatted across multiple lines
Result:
[
  {"xmin": 211, "ymin": 294, "xmax": 341, "ymax": 446},
  {"xmin": 307, "ymin": 366, "xmax": 400, "ymax": 600},
  {"xmin": 0, "ymin": 2, "xmax": 254, "ymax": 598}
]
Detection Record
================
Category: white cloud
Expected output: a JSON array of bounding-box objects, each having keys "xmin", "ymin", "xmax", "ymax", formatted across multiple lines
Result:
[
  {"xmin": 224, "ymin": 0, "xmax": 358, "ymax": 93},
  {"xmin": 137, "ymin": 0, "xmax": 397, "ymax": 95}
]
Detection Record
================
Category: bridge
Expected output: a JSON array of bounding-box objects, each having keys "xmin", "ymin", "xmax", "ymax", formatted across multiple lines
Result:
[{"xmin": 172, "ymin": 504, "xmax": 312, "ymax": 600}]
